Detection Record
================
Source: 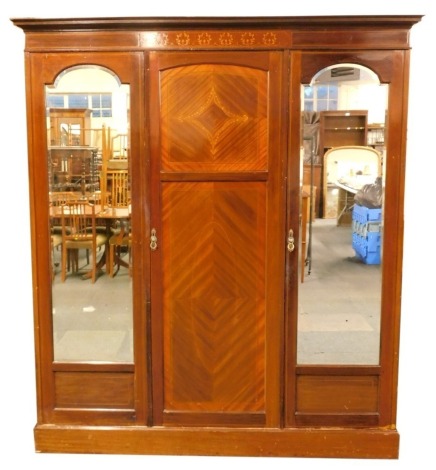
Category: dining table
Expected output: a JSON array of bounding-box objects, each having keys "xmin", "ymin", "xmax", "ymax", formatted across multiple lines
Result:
[{"xmin": 50, "ymin": 200, "xmax": 131, "ymax": 279}]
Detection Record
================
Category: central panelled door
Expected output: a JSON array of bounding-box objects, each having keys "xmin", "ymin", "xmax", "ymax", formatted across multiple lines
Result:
[{"xmin": 149, "ymin": 51, "xmax": 287, "ymax": 427}]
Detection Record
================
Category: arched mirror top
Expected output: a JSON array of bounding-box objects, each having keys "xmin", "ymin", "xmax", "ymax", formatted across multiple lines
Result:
[
  {"xmin": 300, "ymin": 52, "xmax": 397, "ymax": 85},
  {"xmin": 49, "ymin": 65, "xmax": 123, "ymax": 90},
  {"xmin": 303, "ymin": 63, "xmax": 388, "ymax": 124},
  {"xmin": 46, "ymin": 65, "xmax": 130, "ymax": 137},
  {"xmin": 310, "ymin": 63, "xmax": 381, "ymax": 86}
]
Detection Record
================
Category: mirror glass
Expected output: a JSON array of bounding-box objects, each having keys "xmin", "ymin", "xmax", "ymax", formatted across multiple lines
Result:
[
  {"xmin": 46, "ymin": 66, "xmax": 133, "ymax": 363},
  {"xmin": 298, "ymin": 65, "xmax": 387, "ymax": 365}
]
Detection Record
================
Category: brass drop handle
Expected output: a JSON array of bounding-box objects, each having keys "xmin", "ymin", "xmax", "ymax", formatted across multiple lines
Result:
[
  {"xmin": 150, "ymin": 228, "xmax": 158, "ymax": 251},
  {"xmin": 287, "ymin": 229, "xmax": 295, "ymax": 252}
]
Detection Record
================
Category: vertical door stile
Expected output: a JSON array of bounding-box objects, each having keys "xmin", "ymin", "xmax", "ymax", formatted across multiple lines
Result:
[
  {"xmin": 133, "ymin": 50, "xmax": 151, "ymax": 425},
  {"xmin": 285, "ymin": 51, "xmax": 303, "ymax": 426},
  {"xmin": 148, "ymin": 51, "xmax": 165, "ymax": 425},
  {"xmin": 264, "ymin": 50, "xmax": 288, "ymax": 428}
]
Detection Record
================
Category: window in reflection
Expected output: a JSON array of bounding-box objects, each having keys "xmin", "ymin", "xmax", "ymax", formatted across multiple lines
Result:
[
  {"xmin": 47, "ymin": 66, "xmax": 133, "ymax": 363},
  {"xmin": 304, "ymin": 83, "xmax": 338, "ymax": 111},
  {"xmin": 298, "ymin": 64, "xmax": 387, "ymax": 365}
]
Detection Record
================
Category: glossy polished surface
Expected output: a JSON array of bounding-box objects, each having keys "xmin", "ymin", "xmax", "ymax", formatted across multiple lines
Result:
[{"xmin": 13, "ymin": 15, "xmax": 421, "ymax": 457}]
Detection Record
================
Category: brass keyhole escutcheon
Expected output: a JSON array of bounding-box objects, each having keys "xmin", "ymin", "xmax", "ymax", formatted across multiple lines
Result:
[
  {"xmin": 150, "ymin": 228, "xmax": 158, "ymax": 251},
  {"xmin": 287, "ymin": 229, "xmax": 295, "ymax": 252}
]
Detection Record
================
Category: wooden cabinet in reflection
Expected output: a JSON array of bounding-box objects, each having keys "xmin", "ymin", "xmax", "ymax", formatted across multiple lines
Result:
[
  {"xmin": 319, "ymin": 110, "xmax": 368, "ymax": 152},
  {"xmin": 49, "ymin": 108, "xmax": 92, "ymax": 146}
]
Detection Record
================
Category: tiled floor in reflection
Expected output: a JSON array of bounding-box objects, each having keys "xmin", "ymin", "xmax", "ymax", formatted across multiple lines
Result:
[{"xmin": 51, "ymin": 218, "xmax": 381, "ymax": 365}]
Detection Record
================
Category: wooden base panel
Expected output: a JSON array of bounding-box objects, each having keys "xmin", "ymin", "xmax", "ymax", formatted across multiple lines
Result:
[{"xmin": 34, "ymin": 425, "xmax": 399, "ymax": 459}]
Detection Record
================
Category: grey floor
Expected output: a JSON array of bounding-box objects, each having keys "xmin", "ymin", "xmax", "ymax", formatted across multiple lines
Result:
[
  {"xmin": 51, "ymin": 218, "xmax": 381, "ymax": 365},
  {"xmin": 298, "ymin": 218, "xmax": 381, "ymax": 364},
  {"xmin": 52, "ymin": 250, "xmax": 133, "ymax": 363}
]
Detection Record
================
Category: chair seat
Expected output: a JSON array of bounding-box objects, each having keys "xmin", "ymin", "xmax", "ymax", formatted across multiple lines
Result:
[{"xmin": 65, "ymin": 233, "xmax": 107, "ymax": 250}]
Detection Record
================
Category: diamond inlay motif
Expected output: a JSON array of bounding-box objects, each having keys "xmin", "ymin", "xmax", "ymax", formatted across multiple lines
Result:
[{"xmin": 177, "ymin": 87, "xmax": 248, "ymax": 156}]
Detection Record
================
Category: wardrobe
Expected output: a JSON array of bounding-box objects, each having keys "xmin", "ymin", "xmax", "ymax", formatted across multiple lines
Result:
[{"xmin": 12, "ymin": 15, "xmax": 421, "ymax": 458}]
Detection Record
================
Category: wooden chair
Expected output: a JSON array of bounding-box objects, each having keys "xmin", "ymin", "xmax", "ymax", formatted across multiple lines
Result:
[
  {"xmin": 105, "ymin": 170, "xmax": 132, "ymax": 277},
  {"xmin": 60, "ymin": 201, "xmax": 108, "ymax": 283},
  {"xmin": 50, "ymin": 192, "xmax": 76, "ymax": 278},
  {"xmin": 100, "ymin": 129, "xmax": 131, "ymax": 276},
  {"xmin": 107, "ymin": 169, "xmax": 130, "ymax": 208},
  {"xmin": 110, "ymin": 133, "xmax": 129, "ymax": 161},
  {"xmin": 108, "ymin": 219, "xmax": 132, "ymax": 277},
  {"xmin": 49, "ymin": 191, "xmax": 77, "ymax": 232},
  {"xmin": 100, "ymin": 125, "xmax": 129, "ymax": 209},
  {"xmin": 50, "ymin": 233, "xmax": 62, "ymax": 280},
  {"xmin": 50, "ymin": 191, "xmax": 90, "ymax": 271}
]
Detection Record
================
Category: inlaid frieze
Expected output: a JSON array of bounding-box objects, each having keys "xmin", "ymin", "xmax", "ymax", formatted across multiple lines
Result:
[{"xmin": 141, "ymin": 30, "xmax": 291, "ymax": 49}]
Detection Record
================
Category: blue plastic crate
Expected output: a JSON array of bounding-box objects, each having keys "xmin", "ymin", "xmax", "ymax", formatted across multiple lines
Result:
[
  {"xmin": 352, "ymin": 232, "xmax": 381, "ymax": 265},
  {"xmin": 352, "ymin": 219, "xmax": 381, "ymax": 237},
  {"xmin": 352, "ymin": 205, "xmax": 382, "ymax": 264},
  {"xmin": 352, "ymin": 205, "xmax": 382, "ymax": 224},
  {"xmin": 365, "ymin": 232, "xmax": 380, "ymax": 252},
  {"xmin": 356, "ymin": 250, "xmax": 381, "ymax": 265}
]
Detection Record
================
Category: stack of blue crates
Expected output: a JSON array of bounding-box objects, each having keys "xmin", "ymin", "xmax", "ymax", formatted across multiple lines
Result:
[{"xmin": 352, "ymin": 205, "xmax": 382, "ymax": 265}]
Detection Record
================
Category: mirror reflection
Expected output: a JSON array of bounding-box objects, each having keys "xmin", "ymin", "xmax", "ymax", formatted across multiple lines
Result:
[
  {"xmin": 298, "ymin": 65, "xmax": 387, "ymax": 365},
  {"xmin": 47, "ymin": 66, "xmax": 133, "ymax": 363}
]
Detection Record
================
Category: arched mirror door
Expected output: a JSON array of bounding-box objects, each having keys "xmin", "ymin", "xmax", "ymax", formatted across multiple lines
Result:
[
  {"xmin": 46, "ymin": 66, "xmax": 133, "ymax": 363},
  {"xmin": 284, "ymin": 57, "xmax": 398, "ymax": 429},
  {"xmin": 29, "ymin": 51, "xmax": 147, "ymax": 426},
  {"xmin": 298, "ymin": 64, "xmax": 388, "ymax": 365}
]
